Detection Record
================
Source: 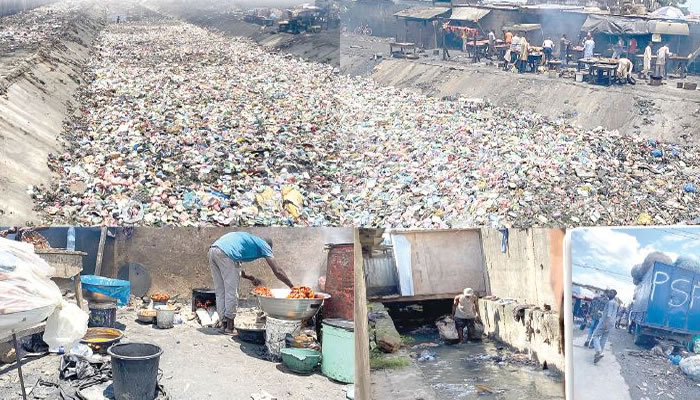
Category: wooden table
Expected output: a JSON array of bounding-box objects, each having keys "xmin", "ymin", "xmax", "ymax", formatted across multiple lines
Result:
[
  {"xmin": 389, "ymin": 42, "xmax": 416, "ymax": 56},
  {"xmin": 590, "ymin": 63, "xmax": 618, "ymax": 86},
  {"xmin": 35, "ymin": 249, "xmax": 87, "ymax": 309},
  {"xmin": 547, "ymin": 60, "xmax": 563, "ymax": 71},
  {"xmin": 577, "ymin": 57, "xmax": 617, "ymax": 72}
]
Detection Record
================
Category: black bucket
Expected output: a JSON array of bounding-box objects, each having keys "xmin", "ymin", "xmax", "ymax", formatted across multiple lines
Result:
[{"xmin": 108, "ymin": 343, "xmax": 163, "ymax": 400}]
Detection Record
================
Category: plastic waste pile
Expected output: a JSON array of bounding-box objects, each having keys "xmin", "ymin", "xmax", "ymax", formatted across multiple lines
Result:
[
  {"xmin": 30, "ymin": 17, "xmax": 700, "ymax": 228},
  {"xmin": 0, "ymin": 1, "xmax": 79, "ymax": 56},
  {"xmin": 0, "ymin": 238, "xmax": 88, "ymax": 351}
]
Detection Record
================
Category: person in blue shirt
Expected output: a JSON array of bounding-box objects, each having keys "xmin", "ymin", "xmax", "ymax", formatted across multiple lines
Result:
[{"xmin": 209, "ymin": 232, "xmax": 294, "ymax": 334}]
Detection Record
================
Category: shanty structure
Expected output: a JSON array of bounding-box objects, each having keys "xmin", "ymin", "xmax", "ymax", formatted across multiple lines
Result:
[
  {"xmin": 503, "ymin": 23, "xmax": 544, "ymax": 44},
  {"xmin": 394, "ymin": 6, "xmax": 450, "ymax": 48},
  {"xmin": 580, "ymin": 14, "xmax": 694, "ymax": 60},
  {"xmin": 449, "ymin": 6, "xmax": 491, "ymax": 24}
]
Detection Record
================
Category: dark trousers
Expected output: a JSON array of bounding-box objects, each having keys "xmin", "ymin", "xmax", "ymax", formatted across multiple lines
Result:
[{"xmin": 455, "ymin": 317, "xmax": 476, "ymax": 339}]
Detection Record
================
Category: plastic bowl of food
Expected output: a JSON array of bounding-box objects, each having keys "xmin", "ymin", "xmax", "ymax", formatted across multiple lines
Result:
[{"xmin": 254, "ymin": 288, "xmax": 330, "ymax": 321}]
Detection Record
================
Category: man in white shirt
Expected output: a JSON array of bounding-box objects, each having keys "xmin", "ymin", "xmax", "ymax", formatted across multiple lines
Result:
[
  {"xmin": 452, "ymin": 288, "xmax": 480, "ymax": 343},
  {"xmin": 488, "ymin": 30, "xmax": 497, "ymax": 59},
  {"xmin": 617, "ymin": 57, "xmax": 634, "ymax": 83},
  {"xmin": 543, "ymin": 37, "xmax": 554, "ymax": 63},
  {"xmin": 656, "ymin": 43, "xmax": 671, "ymax": 78},
  {"xmin": 643, "ymin": 44, "xmax": 653, "ymax": 79},
  {"xmin": 584, "ymin": 36, "xmax": 595, "ymax": 59}
]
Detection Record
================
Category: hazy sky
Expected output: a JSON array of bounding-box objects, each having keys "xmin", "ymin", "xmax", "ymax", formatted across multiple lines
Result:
[
  {"xmin": 688, "ymin": 0, "xmax": 700, "ymax": 13},
  {"xmin": 571, "ymin": 227, "xmax": 700, "ymax": 303}
]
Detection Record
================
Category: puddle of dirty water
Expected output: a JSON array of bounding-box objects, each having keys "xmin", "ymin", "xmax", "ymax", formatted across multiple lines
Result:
[{"xmin": 407, "ymin": 330, "xmax": 564, "ymax": 400}]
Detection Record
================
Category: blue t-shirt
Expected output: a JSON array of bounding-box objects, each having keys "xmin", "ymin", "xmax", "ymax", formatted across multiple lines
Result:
[{"xmin": 213, "ymin": 232, "xmax": 273, "ymax": 262}]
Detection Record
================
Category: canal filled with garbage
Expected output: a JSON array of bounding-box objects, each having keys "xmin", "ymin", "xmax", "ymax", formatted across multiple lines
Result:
[{"xmin": 389, "ymin": 302, "xmax": 564, "ymax": 400}]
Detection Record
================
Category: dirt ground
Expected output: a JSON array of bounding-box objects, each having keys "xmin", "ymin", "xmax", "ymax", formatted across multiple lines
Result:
[
  {"xmin": 0, "ymin": 308, "xmax": 350, "ymax": 400},
  {"xmin": 573, "ymin": 325, "xmax": 700, "ymax": 400},
  {"xmin": 340, "ymin": 33, "xmax": 700, "ymax": 145}
]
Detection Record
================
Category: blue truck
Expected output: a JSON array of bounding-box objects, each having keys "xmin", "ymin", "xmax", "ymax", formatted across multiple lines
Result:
[{"xmin": 629, "ymin": 261, "xmax": 700, "ymax": 346}]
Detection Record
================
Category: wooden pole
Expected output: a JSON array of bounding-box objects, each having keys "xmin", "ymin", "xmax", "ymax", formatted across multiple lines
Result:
[
  {"xmin": 94, "ymin": 227, "xmax": 108, "ymax": 276},
  {"xmin": 12, "ymin": 334, "xmax": 28, "ymax": 400},
  {"xmin": 354, "ymin": 229, "xmax": 370, "ymax": 400}
]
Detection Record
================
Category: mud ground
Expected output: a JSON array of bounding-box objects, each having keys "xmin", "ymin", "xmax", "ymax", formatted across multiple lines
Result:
[{"xmin": 0, "ymin": 308, "xmax": 349, "ymax": 400}]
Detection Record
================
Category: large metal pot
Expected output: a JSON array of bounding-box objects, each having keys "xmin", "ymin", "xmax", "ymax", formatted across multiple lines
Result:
[{"xmin": 255, "ymin": 289, "xmax": 330, "ymax": 320}]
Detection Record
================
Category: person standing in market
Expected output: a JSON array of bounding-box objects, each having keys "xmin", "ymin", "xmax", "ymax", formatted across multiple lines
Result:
[
  {"xmin": 504, "ymin": 29, "xmax": 513, "ymax": 46},
  {"xmin": 656, "ymin": 43, "xmax": 671, "ymax": 79},
  {"xmin": 592, "ymin": 289, "xmax": 619, "ymax": 364},
  {"xmin": 542, "ymin": 37, "xmax": 554, "ymax": 63},
  {"xmin": 519, "ymin": 36, "xmax": 530, "ymax": 73},
  {"xmin": 559, "ymin": 34, "xmax": 570, "ymax": 65},
  {"xmin": 584, "ymin": 291, "xmax": 609, "ymax": 348},
  {"xmin": 628, "ymin": 37, "xmax": 638, "ymax": 55},
  {"xmin": 488, "ymin": 30, "xmax": 497, "ymax": 60},
  {"xmin": 209, "ymin": 232, "xmax": 294, "ymax": 334},
  {"xmin": 583, "ymin": 35, "xmax": 595, "ymax": 59},
  {"xmin": 452, "ymin": 288, "xmax": 480, "ymax": 343},
  {"xmin": 643, "ymin": 43, "xmax": 653, "ymax": 79},
  {"xmin": 442, "ymin": 23, "xmax": 451, "ymax": 61}
]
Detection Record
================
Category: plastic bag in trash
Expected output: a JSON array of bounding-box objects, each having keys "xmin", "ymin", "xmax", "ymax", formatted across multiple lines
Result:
[
  {"xmin": 680, "ymin": 355, "xmax": 700, "ymax": 381},
  {"xmin": 435, "ymin": 316, "xmax": 459, "ymax": 341},
  {"xmin": 0, "ymin": 238, "xmax": 62, "ymax": 313},
  {"xmin": 81, "ymin": 275, "xmax": 131, "ymax": 306},
  {"xmin": 0, "ymin": 238, "xmax": 63, "ymax": 339},
  {"xmin": 43, "ymin": 301, "xmax": 89, "ymax": 352}
]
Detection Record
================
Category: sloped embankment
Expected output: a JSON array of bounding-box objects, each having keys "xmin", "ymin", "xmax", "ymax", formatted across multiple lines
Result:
[{"xmin": 0, "ymin": 8, "xmax": 103, "ymax": 224}]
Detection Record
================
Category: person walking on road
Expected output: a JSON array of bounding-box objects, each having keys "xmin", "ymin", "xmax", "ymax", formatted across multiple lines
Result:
[
  {"xmin": 592, "ymin": 289, "xmax": 618, "ymax": 364},
  {"xmin": 584, "ymin": 291, "xmax": 608, "ymax": 348}
]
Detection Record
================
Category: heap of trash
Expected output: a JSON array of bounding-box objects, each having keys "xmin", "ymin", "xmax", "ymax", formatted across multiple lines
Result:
[
  {"xmin": 32, "ymin": 17, "xmax": 700, "ymax": 228},
  {"xmin": 0, "ymin": 1, "xmax": 81, "ymax": 57}
]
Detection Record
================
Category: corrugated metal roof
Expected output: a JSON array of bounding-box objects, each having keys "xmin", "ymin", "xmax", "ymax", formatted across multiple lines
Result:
[
  {"xmin": 650, "ymin": 21, "xmax": 689, "ymax": 36},
  {"xmin": 394, "ymin": 6, "xmax": 450, "ymax": 20},
  {"xmin": 449, "ymin": 7, "xmax": 491, "ymax": 22},
  {"xmin": 503, "ymin": 23, "xmax": 542, "ymax": 32}
]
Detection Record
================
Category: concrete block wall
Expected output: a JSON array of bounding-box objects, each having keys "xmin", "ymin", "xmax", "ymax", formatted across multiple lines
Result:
[
  {"xmin": 478, "ymin": 298, "xmax": 564, "ymax": 372},
  {"xmin": 480, "ymin": 228, "xmax": 563, "ymax": 309},
  {"xmin": 102, "ymin": 227, "xmax": 353, "ymax": 299}
]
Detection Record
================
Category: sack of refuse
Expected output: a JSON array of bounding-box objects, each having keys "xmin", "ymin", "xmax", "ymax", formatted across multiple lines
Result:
[
  {"xmin": 633, "ymin": 252, "xmax": 672, "ymax": 285},
  {"xmin": 680, "ymin": 355, "xmax": 700, "ymax": 381},
  {"xmin": 435, "ymin": 315, "xmax": 459, "ymax": 342},
  {"xmin": 43, "ymin": 300, "xmax": 89, "ymax": 352},
  {"xmin": 0, "ymin": 238, "xmax": 63, "ymax": 339},
  {"xmin": 471, "ymin": 319, "xmax": 485, "ymax": 340},
  {"xmin": 675, "ymin": 256, "xmax": 700, "ymax": 274}
]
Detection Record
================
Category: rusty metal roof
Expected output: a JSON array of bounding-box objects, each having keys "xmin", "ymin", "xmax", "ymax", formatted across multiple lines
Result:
[
  {"xmin": 394, "ymin": 7, "xmax": 450, "ymax": 20},
  {"xmin": 449, "ymin": 7, "xmax": 491, "ymax": 22}
]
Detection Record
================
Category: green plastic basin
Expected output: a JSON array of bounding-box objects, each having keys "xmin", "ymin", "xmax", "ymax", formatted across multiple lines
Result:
[{"xmin": 280, "ymin": 348, "xmax": 321, "ymax": 375}]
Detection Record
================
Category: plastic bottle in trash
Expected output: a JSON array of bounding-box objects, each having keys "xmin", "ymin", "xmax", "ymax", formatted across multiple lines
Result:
[{"xmin": 67, "ymin": 227, "xmax": 76, "ymax": 251}]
